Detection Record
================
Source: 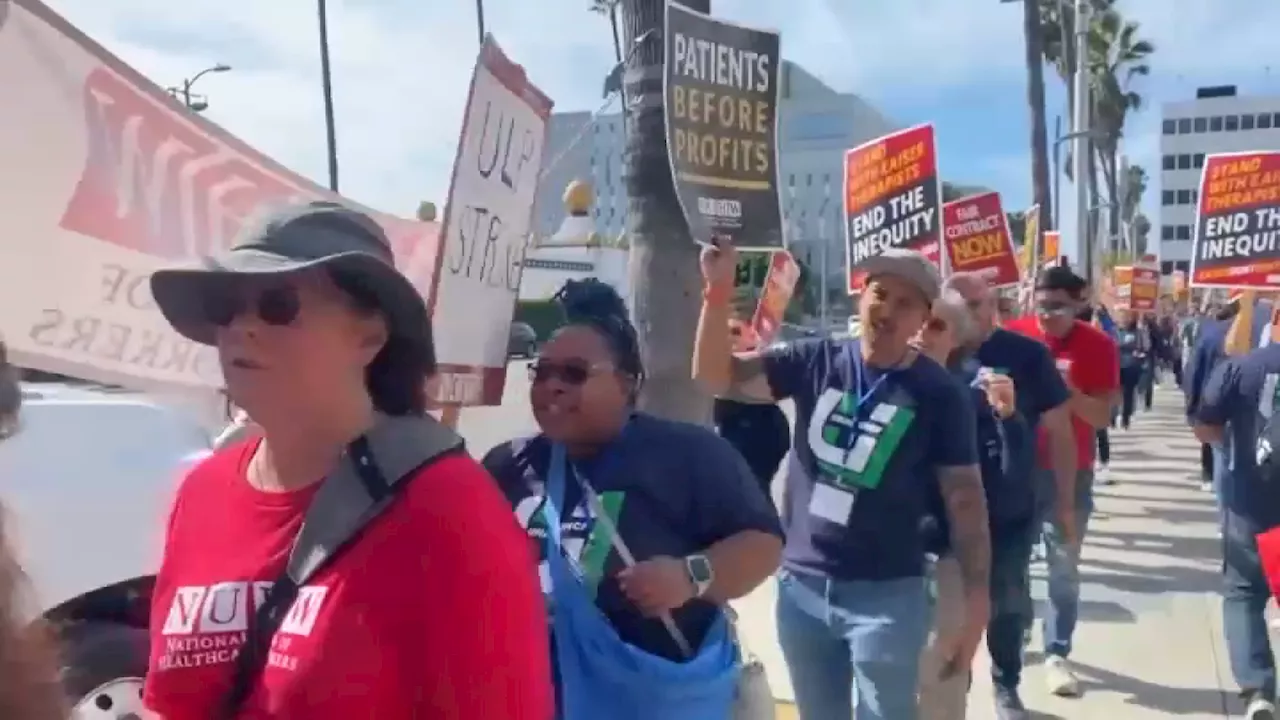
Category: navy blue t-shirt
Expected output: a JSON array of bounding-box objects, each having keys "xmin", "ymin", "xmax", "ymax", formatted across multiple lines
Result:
[
  {"xmin": 481, "ymin": 413, "xmax": 782, "ymax": 660},
  {"xmin": 1197, "ymin": 344, "xmax": 1280, "ymax": 528},
  {"xmin": 973, "ymin": 328, "xmax": 1070, "ymax": 516},
  {"xmin": 762, "ymin": 338, "xmax": 978, "ymax": 580}
]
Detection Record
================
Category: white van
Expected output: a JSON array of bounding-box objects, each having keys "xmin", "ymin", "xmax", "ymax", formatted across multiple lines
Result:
[{"xmin": 1, "ymin": 383, "xmax": 212, "ymax": 717}]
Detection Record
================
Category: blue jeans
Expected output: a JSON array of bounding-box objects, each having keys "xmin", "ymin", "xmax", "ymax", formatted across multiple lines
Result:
[
  {"xmin": 1031, "ymin": 468, "xmax": 1096, "ymax": 658},
  {"xmin": 988, "ymin": 521, "xmax": 1035, "ymax": 689},
  {"xmin": 1221, "ymin": 509, "xmax": 1277, "ymax": 697},
  {"xmin": 776, "ymin": 568, "xmax": 930, "ymax": 720}
]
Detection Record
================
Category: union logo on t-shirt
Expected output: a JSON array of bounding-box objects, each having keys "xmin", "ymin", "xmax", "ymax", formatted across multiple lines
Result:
[{"xmin": 156, "ymin": 581, "xmax": 329, "ymax": 673}]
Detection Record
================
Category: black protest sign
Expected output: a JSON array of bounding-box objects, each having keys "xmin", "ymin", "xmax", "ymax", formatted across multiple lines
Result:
[{"xmin": 664, "ymin": 2, "xmax": 782, "ymax": 248}]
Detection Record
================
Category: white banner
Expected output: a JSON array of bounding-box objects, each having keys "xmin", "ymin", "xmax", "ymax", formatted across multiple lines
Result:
[
  {"xmin": 431, "ymin": 35, "xmax": 553, "ymax": 406},
  {"xmin": 0, "ymin": 0, "xmax": 440, "ymax": 399}
]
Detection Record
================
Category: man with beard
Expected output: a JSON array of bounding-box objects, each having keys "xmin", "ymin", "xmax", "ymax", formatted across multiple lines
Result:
[
  {"xmin": 694, "ymin": 246, "xmax": 989, "ymax": 720},
  {"xmin": 1003, "ymin": 266, "xmax": 1118, "ymax": 699},
  {"xmin": 943, "ymin": 272, "xmax": 1076, "ymax": 717}
]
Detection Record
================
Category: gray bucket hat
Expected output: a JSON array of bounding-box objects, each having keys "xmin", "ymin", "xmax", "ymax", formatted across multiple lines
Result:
[
  {"xmin": 861, "ymin": 248, "xmax": 941, "ymax": 302},
  {"xmin": 150, "ymin": 200, "xmax": 432, "ymax": 354}
]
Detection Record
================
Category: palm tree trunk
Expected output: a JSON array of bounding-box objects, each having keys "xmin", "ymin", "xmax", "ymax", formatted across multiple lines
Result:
[
  {"xmin": 1023, "ymin": 0, "xmax": 1054, "ymax": 231},
  {"xmin": 620, "ymin": 0, "xmax": 711, "ymax": 424}
]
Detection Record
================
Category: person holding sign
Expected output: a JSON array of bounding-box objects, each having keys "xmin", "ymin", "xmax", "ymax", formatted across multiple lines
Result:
[{"xmin": 694, "ymin": 244, "xmax": 989, "ymax": 720}]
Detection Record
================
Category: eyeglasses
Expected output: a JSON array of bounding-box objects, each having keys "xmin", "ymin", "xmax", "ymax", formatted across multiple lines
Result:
[
  {"xmin": 204, "ymin": 283, "xmax": 301, "ymax": 327},
  {"xmin": 528, "ymin": 360, "xmax": 608, "ymax": 386},
  {"xmin": 1036, "ymin": 301, "xmax": 1075, "ymax": 317}
]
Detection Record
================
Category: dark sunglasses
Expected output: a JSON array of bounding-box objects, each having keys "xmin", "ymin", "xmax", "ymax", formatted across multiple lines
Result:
[
  {"xmin": 528, "ymin": 360, "xmax": 607, "ymax": 386},
  {"xmin": 203, "ymin": 282, "xmax": 301, "ymax": 328}
]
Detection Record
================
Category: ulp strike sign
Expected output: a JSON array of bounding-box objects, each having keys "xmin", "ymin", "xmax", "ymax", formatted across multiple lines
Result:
[
  {"xmin": 1190, "ymin": 150, "xmax": 1280, "ymax": 288},
  {"xmin": 844, "ymin": 124, "xmax": 942, "ymax": 292}
]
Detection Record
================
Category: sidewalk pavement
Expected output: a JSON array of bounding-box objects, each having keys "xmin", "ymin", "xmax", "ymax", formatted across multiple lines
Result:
[{"xmin": 732, "ymin": 385, "xmax": 1247, "ymax": 719}]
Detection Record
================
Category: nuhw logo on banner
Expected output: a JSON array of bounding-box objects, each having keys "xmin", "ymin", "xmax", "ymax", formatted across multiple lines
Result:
[
  {"xmin": 942, "ymin": 191, "xmax": 1019, "ymax": 288},
  {"xmin": 1190, "ymin": 150, "xmax": 1280, "ymax": 289}
]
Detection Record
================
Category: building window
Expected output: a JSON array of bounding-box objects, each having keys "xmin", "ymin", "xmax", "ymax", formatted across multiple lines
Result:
[
  {"xmin": 805, "ymin": 174, "xmax": 812, "ymax": 186},
  {"xmin": 1177, "ymin": 154, "xmax": 1192, "ymax": 170},
  {"xmin": 1160, "ymin": 261, "xmax": 1174, "ymax": 275},
  {"xmin": 1163, "ymin": 154, "xmax": 1176, "ymax": 170},
  {"xmin": 1162, "ymin": 119, "xmax": 1176, "ymax": 135},
  {"xmin": 1194, "ymin": 117, "xmax": 1207, "ymax": 133},
  {"xmin": 1177, "ymin": 118, "xmax": 1191, "ymax": 133},
  {"xmin": 1176, "ymin": 189, "xmax": 1192, "ymax": 205},
  {"xmin": 1176, "ymin": 225, "xmax": 1192, "ymax": 241},
  {"xmin": 788, "ymin": 173, "xmax": 795, "ymax": 187},
  {"xmin": 1274, "ymin": 112, "xmax": 1280, "ymax": 128},
  {"xmin": 1226, "ymin": 115, "xmax": 1240, "ymax": 131},
  {"xmin": 1192, "ymin": 189, "xmax": 1200, "ymax": 204},
  {"xmin": 1210, "ymin": 116, "xmax": 1224, "ymax": 132},
  {"xmin": 1162, "ymin": 190, "xmax": 1175, "ymax": 205},
  {"xmin": 1242, "ymin": 114, "xmax": 1256, "ymax": 131},
  {"xmin": 1194, "ymin": 153, "xmax": 1206, "ymax": 168},
  {"xmin": 1261, "ymin": 113, "xmax": 1275, "ymax": 130},
  {"xmin": 1161, "ymin": 225, "xmax": 1175, "ymax": 241}
]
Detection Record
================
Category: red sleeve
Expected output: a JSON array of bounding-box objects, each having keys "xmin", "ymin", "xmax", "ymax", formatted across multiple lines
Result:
[
  {"xmin": 411, "ymin": 455, "xmax": 554, "ymax": 720},
  {"xmin": 1080, "ymin": 328, "xmax": 1120, "ymax": 395}
]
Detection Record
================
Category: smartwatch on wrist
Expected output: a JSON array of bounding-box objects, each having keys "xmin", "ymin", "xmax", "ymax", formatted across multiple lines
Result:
[{"xmin": 684, "ymin": 554, "xmax": 714, "ymax": 598}]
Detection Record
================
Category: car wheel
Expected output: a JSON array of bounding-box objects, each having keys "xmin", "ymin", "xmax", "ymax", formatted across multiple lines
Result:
[{"xmin": 61, "ymin": 622, "xmax": 150, "ymax": 719}]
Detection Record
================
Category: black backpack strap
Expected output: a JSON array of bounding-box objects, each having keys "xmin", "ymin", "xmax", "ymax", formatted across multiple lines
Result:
[{"xmin": 219, "ymin": 415, "xmax": 464, "ymax": 718}]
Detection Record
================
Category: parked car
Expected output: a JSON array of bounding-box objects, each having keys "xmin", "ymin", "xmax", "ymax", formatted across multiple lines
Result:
[
  {"xmin": 1, "ymin": 382, "xmax": 212, "ymax": 717},
  {"xmin": 508, "ymin": 322, "xmax": 539, "ymax": 358}
]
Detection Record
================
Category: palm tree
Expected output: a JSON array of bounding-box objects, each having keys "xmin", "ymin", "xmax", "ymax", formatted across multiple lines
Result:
[
  {"xmin": 1089, "ymin": 9, "xmax": 1153, "ymax": 244},
  {"xmin": 589, "ymin": 0, "xmax": 624, "ymax": 63},
  {"xmin": 1017, "ymin": 0, "xmax": 1055, "ymax": 234},
  {"xmin": 618, "ymin": 0, "xmax": 711, "ymax": 423}
]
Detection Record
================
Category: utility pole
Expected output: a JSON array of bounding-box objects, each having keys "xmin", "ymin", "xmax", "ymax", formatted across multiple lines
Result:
[
  {"xmin": 1052, "ymin": 115, "xmax": 1062, "ymax": 230},
  {"xmin": 818, "ymin": 177, "xmax": 831, "ymax": 330},
  {"xmin": 1071, "ymin": 0, "xmax": 1093, "ymax": 284},
  {"xmin": 317, "ymin": 0, "xmax": 340, "ymax": 192}
]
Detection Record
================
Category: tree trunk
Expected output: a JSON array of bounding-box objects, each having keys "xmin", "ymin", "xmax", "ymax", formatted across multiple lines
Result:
[
  {"xmin": 1022, "ymin": 0, "xmax": 1054, "ymax": 232},
  {"xmin": 620, "ymin": 0, "xmax": 712, "ymax": 425}
]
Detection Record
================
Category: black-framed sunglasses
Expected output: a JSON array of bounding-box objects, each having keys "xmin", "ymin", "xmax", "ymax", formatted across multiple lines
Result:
[
  {"xmin": 203, "ymin": 282, "xmax": 302, "ymax": 328},
  {"xmin": 528, "ymin": 359, "xmax": 608, "ymax": 386}
]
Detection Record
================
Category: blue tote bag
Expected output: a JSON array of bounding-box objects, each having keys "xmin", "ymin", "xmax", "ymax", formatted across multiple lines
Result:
[{"xmin": 544, "ymin": 443, "xmax": 739, "ymax": 720}]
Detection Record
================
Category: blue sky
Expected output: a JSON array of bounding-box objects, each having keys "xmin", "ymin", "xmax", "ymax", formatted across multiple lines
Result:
[{"xmin": 46, "ymin": 0, "xmax": 1280, "ymax": 251}]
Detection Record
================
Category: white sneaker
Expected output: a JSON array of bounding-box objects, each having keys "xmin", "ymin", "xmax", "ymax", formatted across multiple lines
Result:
[
  {"xmin": 1245, "ymin": 693, "xmax": 1276, "ymax": 719},
  {"xmin": 1044, "ymin": 655, "xmax": 1081, "ymax": 697},
  {"xmin": 1097, "ymin": 464, "xmax": 1114, "ymax": 485}
]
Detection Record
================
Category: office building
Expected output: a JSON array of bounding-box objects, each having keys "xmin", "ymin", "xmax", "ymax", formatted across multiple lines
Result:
[
  {"xmin": 528, "ymin": 61, "xmax": 897, "ymax": 293},
  {"xmin": 1158, "ymin": 85, "xmax": 1280, "ymax": 273}
]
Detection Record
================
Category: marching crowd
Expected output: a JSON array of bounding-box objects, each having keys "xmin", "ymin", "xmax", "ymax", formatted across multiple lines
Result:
[{"xmin": 0, "ymin": 199, "xmax": 1273, "ymax": 720}]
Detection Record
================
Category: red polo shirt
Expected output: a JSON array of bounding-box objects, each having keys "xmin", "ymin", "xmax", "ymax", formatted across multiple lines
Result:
[
  {"xmin": 145, "ymin": 439, "xmax": 554, "ymax": 720},
  {"xmin": 1007, "ymin": 317, "xmax": 1120, "ymax": 467}
]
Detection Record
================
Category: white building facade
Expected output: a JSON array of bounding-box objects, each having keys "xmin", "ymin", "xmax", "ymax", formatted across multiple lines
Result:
[
  {"xmin": 1158, "ymin": 86, "xmax": 1280, "ymax": 274},
  {"xmin": 528, "ymin": 61, "xmax": 897, "ymax": 295}
]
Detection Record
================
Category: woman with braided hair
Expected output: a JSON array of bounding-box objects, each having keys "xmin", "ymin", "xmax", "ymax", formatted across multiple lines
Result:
[
  {"xmin": 0, "ymin": 340, "xmax": 69, "ymax": 719},
  {"xmin": 482, "ymin": 278, "xmax": 783, "ymax": 719}
]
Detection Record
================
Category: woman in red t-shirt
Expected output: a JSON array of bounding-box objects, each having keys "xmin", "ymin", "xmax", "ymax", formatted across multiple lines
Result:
[{"xmin": 143, "ymin": 201, "xmax": 553, "ymax": 719}]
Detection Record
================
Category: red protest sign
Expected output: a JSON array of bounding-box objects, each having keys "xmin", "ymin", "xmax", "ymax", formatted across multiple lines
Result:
[
  {"xmin": 1190, "ymin": 150, "xmax": 1280, "ymax": 289},
  {"xmin": 941, "ymin": 191, "xmax": 1019, "ymax": 288},
  {"xmin": 844, "ymin": 124, "xmax": 941, "ymax": 292},
  {"xmin": 750, "ymin": 250, "xmax": 800, "ymax": 346}
]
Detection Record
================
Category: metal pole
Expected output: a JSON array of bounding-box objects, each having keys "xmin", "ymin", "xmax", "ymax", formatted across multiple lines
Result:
[
  {"xmin": 1052, "ymin": 115, "xmax": 1062, "ymax": 231},
  {"xmin": 182, "ymin": 78, "xmax": 193, "ymax": 109},
  {"xmin": 1071, "ymin": 0, "xmax": 1092, "ymax": 283},
  {"xmin": 317, "ymin": 0, "xmax": 340, "ymax": 192},
  {"xmin": 475, "ymin": 0, "xmax": 486, "ymax": 45},
  {"xmin": 819, "ymin": 178, "xmax": 831, "ymax": 330}
]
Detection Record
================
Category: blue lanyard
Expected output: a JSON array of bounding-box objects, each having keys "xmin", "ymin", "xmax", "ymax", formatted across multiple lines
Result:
[
  {"xmin": 850, "ymin": 344, "xmax": 892, "ymax": 416},
  {"xmin": 545, "ymin": 444, "xmax": 569, "ymax": 550}
]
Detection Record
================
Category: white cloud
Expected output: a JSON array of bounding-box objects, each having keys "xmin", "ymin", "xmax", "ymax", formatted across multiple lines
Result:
[{"xmin": 38, "ymin": 0, "xmax": 1278, "ymax": 243}]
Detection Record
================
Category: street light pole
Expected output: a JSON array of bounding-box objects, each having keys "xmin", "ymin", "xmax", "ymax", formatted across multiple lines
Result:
[
  {"xmin": 1071, "ymin": 0, "xmax": 1093, "ymax": 284},
  {"xmin": 475, "ymin": 0, "xmax": 486, "ymax": 45},
  {"xmin": 170, "ymin": 63, "xmax": 231, "ymax": 113},
  {"xmin": 317, "ymin": 0, "xmax": 340, "ymax": 192}
]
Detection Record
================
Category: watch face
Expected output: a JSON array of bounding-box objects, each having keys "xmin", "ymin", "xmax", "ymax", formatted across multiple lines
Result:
[{"xmin": 688, "ymin": 555, "xmax": 713, "ymax": 582}]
